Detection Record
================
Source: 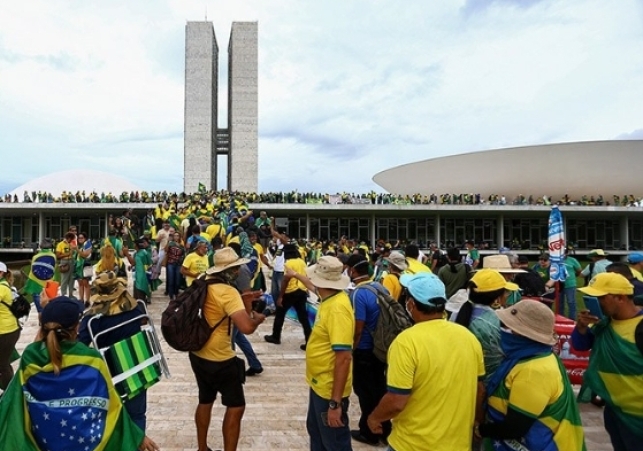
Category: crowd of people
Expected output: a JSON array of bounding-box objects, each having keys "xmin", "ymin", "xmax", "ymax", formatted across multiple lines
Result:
[
  {"xmin": 0, "ymin": 198, "xmax": 642, "ymax": 451},
  {"xmin": 3, "ymin": 188, "xmax": 643, "ymax": 207}
]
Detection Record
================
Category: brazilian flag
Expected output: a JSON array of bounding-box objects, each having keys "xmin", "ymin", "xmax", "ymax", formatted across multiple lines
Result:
[
  {"xmin": 0, "ymin": 340, "xmax": 144, "ymax": 451},
  {"xmin": 198, "ymin": 182, "xmax": 206, "ymax": 193},
  {"xmin": 22, "ymin": 250, "xmax": 57, "ymax": 295}
]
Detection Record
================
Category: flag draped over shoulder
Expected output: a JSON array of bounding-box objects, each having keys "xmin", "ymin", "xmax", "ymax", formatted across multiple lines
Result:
[
  {"xmin": 23, "ymin": 250, "xmax": 57, "ymax": 295},
  {"xmin": 0, "ymin": 340, "xmax": 144, "ymax": 451}
]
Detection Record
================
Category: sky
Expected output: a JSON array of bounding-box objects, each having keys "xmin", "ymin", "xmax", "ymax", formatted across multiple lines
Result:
[{"xmin": 1, "ymin": 0, "xmax": 643, "ymax": 196}]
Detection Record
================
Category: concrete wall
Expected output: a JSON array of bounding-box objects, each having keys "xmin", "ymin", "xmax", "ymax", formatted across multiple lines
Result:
[
  {"xmin": 373, "ymin": 140, "xmax": 643, "ymax": 199},
  {"xmin": 227, "ymin": 22, "xmax": 258, "ymax": 193},
  {"xmin": 184, "ymin": 22, "xmax": 218, "ymax": 193}
]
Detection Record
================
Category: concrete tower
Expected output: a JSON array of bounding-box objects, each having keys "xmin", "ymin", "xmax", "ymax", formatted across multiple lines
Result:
[
  {"xmin": 184, "ymin": 22, "xmax": 218, "ymax": 193},
  {"xmin": 183, "ymin": 21, "xmax": 258, "ymax": 193},
  {"xmin": 228, "ymin": 22, "xmax": 258, "ymax": 193}
]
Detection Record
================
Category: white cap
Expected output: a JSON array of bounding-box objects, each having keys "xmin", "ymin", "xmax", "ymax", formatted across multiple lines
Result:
[{"xmin": 0, "ymin": 262, "xmax": 7, "ymax": 273}]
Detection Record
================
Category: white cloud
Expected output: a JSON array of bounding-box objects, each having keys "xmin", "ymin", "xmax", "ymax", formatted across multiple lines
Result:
[{"xmin": 1, "ymin": 0, "xmax": 642, "ymax": 196}]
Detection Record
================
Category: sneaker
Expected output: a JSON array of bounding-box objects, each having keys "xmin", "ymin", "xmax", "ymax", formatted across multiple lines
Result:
[
  {"xmin": 264, "ymin": 335, "xmax": 281, "ymax": 345},
  {"xmin": 350, "ymin": 430, "xmax": 379, "ymax": 446},
  {"xmin": 246, "ymin": 367, "xmax": 263, "ymax": 376}
]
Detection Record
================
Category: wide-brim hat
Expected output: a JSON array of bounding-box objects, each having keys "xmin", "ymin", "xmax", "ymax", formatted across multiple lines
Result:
[
  {"xmin": 206, "ymin": 247, "xmax": 250, "ymax": 274},
  {"xmin": 306, "ymin": 256, "xmax": 350, "ymax": 290},
  {"xmin": 89, "ymin": 272, "xmax": 138, "ymax": 316},
  {"xmin": 496, "ymin": 299, "xmax": 558, "ymax": 346},
  {"xmin": 480, "ymin": 255, "xmax": 525, "ymax": 273},
  {"xmin": 588, "ymin": 249, "xmax": 608, "ymax": 257},
  {"xmin": 384, "ymin": 251, "xmax": 408, "ymax": 270}
]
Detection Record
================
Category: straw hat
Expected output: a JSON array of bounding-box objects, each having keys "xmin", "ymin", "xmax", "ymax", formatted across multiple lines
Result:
[
  {"xmin": 480, "ymin": 255, "xmax": 525, "ymax": 273},
  {"xmin": 306, "ymin": 256, "xmax": 350, "ymax": 290},
  {"xmin": 205, "ymin": 247, "xmax": 250, "ymax": 274},
  {"xmin": 496, "ymin": 300, "xmax": 558, "ymax": 346}
]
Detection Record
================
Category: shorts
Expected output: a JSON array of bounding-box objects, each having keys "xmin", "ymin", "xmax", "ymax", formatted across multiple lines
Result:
[{"xmin": 189, "ymin": 354, "xmax": 245, "ymax": 407}]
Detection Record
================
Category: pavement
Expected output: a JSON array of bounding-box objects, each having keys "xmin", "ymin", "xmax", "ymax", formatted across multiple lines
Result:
[{"xmin": 12, "ymin": 274, "xmax": 612, "ymax": 451}]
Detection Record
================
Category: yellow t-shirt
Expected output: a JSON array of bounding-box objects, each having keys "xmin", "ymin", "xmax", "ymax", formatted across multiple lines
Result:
[
  {"xmin": 284, "ymin": 258, "xmax": 307, "ymax": 293},
  {"xmin": 55, "ymin": 241, "xmax": 71, "ymax": 259},
  {"xmin": 182, "ymin": 253, "xmax": 209, "ymax": 287},
  {"xmin": 253, "ymin": 242, "xmax": 264, "ymax": 267},
  {"xmin": 404, "ymin": 257, "xmax": 431, "ymax": 275},
  {"xmin": 205, "ymin": 223, "xmax": 223, "ymax": 240},
  {"xmin": 0, "ymin": 280, "xmax": 18, "ymax": 333},
  {"xmin": 386, "ymin": 320, "xmax": 484, "ymax": 451},
  {"xmin": 192, "ymin": 283, "xmax": 245, "ymax": 362},
  {"xmin": 381, "ymin": 273, "xmax": 402, "ymax": 302},
  {"xmin": 631, "ymin": 267, "xmax": 643, "ymax": 282},
  {"xmin": 306, "ymin": 291, "xmax": 355, "ymax": 399}
]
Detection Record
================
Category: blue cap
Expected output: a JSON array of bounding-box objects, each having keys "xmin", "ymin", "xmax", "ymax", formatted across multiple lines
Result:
[
  {"xmin": 399, "ymin": 272, "xmax": 446, "ymax": 305},
  {"xmin": 628, "ymin": 252, "xmax": 643, "ymax": 264},
  {"xmin": 40, "ymin": 296, "xmax": 84, "ymax": 329}
]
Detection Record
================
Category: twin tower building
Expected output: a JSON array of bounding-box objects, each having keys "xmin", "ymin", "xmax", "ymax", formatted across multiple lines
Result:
[{"xmin": 184, "ymin": 22, "xmax": 258, "ymax": 194}]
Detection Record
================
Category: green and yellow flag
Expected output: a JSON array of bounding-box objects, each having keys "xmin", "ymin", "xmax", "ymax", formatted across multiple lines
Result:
[{"xmin": 0, "ymin": 340, "xmax": 144, "ymax": 451}]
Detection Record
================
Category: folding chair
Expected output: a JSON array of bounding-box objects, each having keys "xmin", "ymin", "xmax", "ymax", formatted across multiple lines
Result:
[{"xmin": 88, "ymin": 300, "xmax": 170, "ymax": 401}]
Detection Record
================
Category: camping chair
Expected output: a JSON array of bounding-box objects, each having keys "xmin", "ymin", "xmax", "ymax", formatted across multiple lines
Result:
[{"xmin": 87, "ymin": 300, "xmax": 170, "ymax": 401}]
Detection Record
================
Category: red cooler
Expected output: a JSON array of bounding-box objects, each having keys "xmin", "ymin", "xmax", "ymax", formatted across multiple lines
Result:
[{"xmin": 553, "ymin": 314, "xmax": 589, "ymax": 385}]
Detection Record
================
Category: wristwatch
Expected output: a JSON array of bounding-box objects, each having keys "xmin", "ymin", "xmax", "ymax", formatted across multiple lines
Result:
[{"xmin": 328, "ymin": 400, "xmax": 340, "ymax": 410}]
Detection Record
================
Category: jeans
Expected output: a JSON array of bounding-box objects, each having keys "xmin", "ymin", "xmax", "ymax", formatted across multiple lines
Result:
[
  {"xmin": 272, "ymin": 289, "xmax": 311, "ymax": 342},
  {"xmin": 166, "ymin": 263, "xmax": 181, "ymax": 298},
  {"xmin": 59, "ymin": 259, "xmax": 74, "ymax": 297},
  {"xmin": 270, "ymin": 270, "xmax": 284, "ymax": 302},
  {"xmin": 156, "ymin": 249, "xmax": 166, "ymax": 274},
  {"xmin": 558, "ymin": 286, "xmax": 577, "ymax": 320},
  {"xmin": 32, "ymin": 293, "xmax": 43, "ymax": 313},
  {"xmin": 604, "ymin": 403, "xmax": 642, "ymax": 451},
  {"xmin": 233, "ymin": 329, "xmax": 262, "ymax": 370},
  {"xmin": 306, "ymin": 389, "xmax": 352, "ymax": 451},
  {"xmin": 353, "ymin": 349, "xmax": 390, "ymax": 442},
  {"xmin": 124, "ymin": 390, "xmax": 147, "ymax": 431}
]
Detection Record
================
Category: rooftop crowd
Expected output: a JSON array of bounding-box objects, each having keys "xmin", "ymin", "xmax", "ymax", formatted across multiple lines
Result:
[{"xmin": 3, "ymin": 189, "xmax": 643, "ymax": 207}]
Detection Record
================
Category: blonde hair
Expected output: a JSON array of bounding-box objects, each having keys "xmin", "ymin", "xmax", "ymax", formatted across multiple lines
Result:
[{"xmin": 42, "ymin": 322, "xmax": 78, "ymax": 376}]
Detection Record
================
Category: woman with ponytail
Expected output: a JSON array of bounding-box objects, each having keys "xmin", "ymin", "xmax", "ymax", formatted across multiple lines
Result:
[{"xmin": 454, "ymin": 269, "xmax": 520, "ymax": 383}]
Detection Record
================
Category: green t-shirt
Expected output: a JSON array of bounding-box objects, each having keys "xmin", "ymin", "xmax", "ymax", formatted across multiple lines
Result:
[{"xmin": 563, "ymin": 256, "xmax": 582, "ymax": 288}]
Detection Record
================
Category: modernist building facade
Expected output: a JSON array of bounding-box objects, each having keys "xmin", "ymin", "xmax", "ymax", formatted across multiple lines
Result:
[
  {"xmin": 184, "ymin": 21, "xmax": 258, "ymax": 194},
  {"xmin": 1, "ymin": 203, "xmax": 642, "ymax": 257}
]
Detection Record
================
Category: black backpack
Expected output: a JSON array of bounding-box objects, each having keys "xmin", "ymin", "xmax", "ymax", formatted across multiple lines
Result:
[
  {"xmin": 354, "ymin": 283, "xmax": 414, "ymax": 363},
  {"xmin": 514, "ymin": 269, "xmax": 546, "ymax": 297},
  {"xmin": 0, "ymin": 281, "xmax": 31, "ymax": 321},
  {"xmin": 161, "ymin": 277, "xmax": 228, "ymax": 352}
]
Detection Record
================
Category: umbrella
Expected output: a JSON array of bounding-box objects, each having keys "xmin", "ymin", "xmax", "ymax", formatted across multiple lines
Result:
[{"xmin": 548, "ymin": 206, "xmax": 568, "ymax": 313}]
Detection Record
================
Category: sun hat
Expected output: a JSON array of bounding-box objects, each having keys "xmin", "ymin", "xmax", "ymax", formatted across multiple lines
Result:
[
  {"xmin": 41, "ymin": 296, "xmax": 84, "ymax": 329},
  {"xmin": 480, "ymin": 255, "xmax": 525, "ymax": 273},
  {"xmin": 587, "ymin": 249, "xmax": 608, "ymax": 258},
  {"xmin": 496, "ymin": 300, "xmax": 557, "ymax": 346},
  {"xmin": 399, "ymin": 272, "xmax": 446, "ymax": 305},
  {"xmin": 88, "ymin": 271, "xmax": 138, "ymax": 316},
  {"xmin": 306, "ymin": 256, "xmax": 350, "ymax": 290},
  {"xmin": 206, "ymin": 247, "xmax": 250, "ymax": 275},
  {"xmin": 470, "ymin": 268, "xmax": 519, "ymax": 292},
  {"xmin": 578, "ymin": 272, "xmax": 634, "ymax": 297},
  {"xmin": 384, "ymin": 251, "xmax": 408, "ymax": 271},
  {"xmin": 627, "ymin": 252, "xmax": 643, "ymax": 264},
  {"xmin": 0, "ymin": 261, "xmax": 7, "ymax": 273}
]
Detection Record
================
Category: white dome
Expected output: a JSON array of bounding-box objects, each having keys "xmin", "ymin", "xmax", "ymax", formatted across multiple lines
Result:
[{"xmin": 9, "ymin": 170, "xmax": 144, "ymax": 198}]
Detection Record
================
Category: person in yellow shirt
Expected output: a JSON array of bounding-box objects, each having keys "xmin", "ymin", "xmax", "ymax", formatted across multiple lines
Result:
[
  {"xmin": 0, "ymin": 262, "xmax": 21, "ymax": 390},
  {"xmin": 368, "ymin": 272, "xmax": 484, "ymax": 451},
  {"xmin": 403, "ymin": 244, "xmax": 431, "ymax": 275},
  {"xmin": 55, "ymin": 232, "xmax": 76, "ymax": 297},
  {"xmin": 382, "ymin": 251, "xmax": 407, "ymax": 302},
  {"xmin": 286, "ymin": 255, "xmax": 354, "ymax": 450},
  {"xmin": 181, "ymin": 241, "xmax": 209, "ymax": 287},
  {"xmin": 205, "ymin": 217, "xmax": 224, "ymax": 242},
  {"xmin": 264, "ymin": 244, "xmax": 311, "ymax": 348}
]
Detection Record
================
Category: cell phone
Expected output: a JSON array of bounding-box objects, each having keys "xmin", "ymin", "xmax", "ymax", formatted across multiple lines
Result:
[
  {"xmin": 251, "ymin": 299, "xmax": 266, "ymax": 313},
  {"xmin": 583, "ymin": 296, "xmax": 604, "ymax": 319}
]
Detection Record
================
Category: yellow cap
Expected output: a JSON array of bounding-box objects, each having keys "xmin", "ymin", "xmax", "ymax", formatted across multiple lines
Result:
[
  {"xmin": 470, "ymin": 268, "xmax": 519, "ymax": 292},
  {"xmin": 578, "ymin": 272, "xmax": 634, "ymax": 297}
]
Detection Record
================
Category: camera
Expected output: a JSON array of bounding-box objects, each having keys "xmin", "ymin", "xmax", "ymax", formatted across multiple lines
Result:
[{"xmin": 251, "ymin": 298, "xmax": 266, "ymax": 313}]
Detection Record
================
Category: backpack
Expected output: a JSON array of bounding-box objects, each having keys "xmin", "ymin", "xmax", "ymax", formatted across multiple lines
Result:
[
  {"xmin": 355, "ymin": 283, "xmax": 414, "ymax": 363},
  {"xmin": 514, "ymin": 269, "xmax": 546, "ymax": 297},
  {"xmin": 0, "ymin": 281, "xmax": 31, "ymax": 321},
  {"xmin": 434, "ymin": 250, "xmax": 449, "ymax": 270},
  {"xmin": 161, "ymin": 277, "xmax": 228, "ymax": 352}
]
